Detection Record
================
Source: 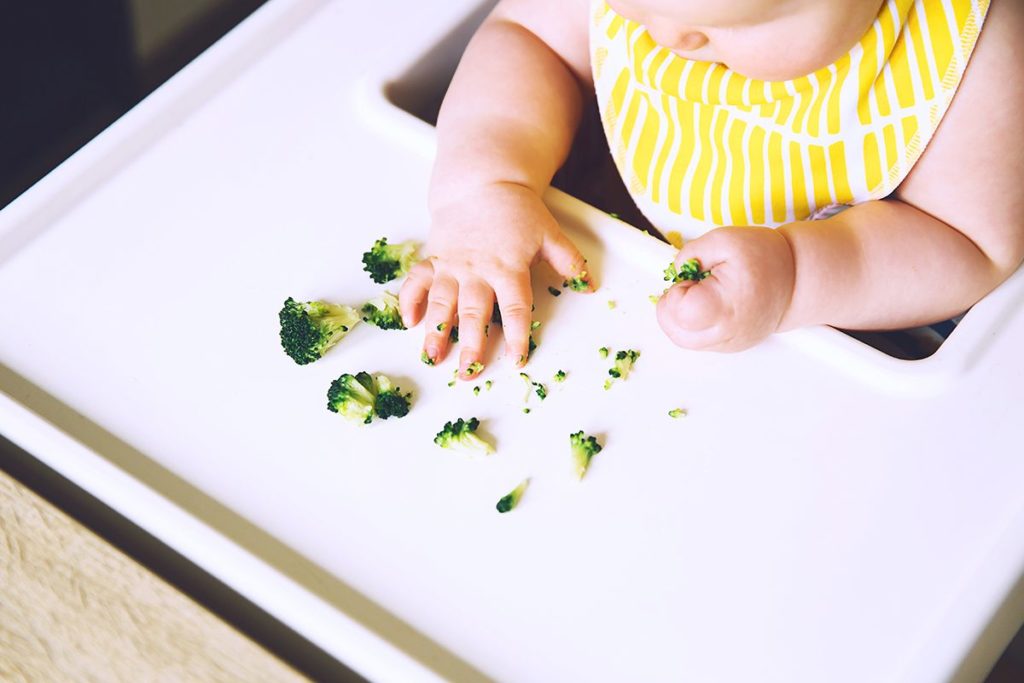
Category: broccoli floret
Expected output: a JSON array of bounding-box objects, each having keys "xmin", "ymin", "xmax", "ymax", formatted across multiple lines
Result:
[
  {"xmin": 553, "ymin": 370, "xmax": 566, "ymax": 383},
  {"xmin": 434, "ymin": 417, "xmax": 495, "ymax": 454},
  {"xmin": 279, "ymin": 297, "xmax": 360, "ymax": 365},
  {"xmin": 598, "ymin": 346, "xmax": 609, "ymax": 359},
  {"xmin": 608, "ymin": 349, "xmax": 640, "ymax": 380},
  {"xmin": 361, "ymin": 237, "xmax": 419, "ymax": 284},
  {"xmin": 465, "ymin": 361, "xmax": 484, "ymax": 377},
  {"xmin": 496, "ymin": 479, "xmax": 530, "ymax": 513},
  {"xmin": 528, "ymin": 334, "xmax": 537, "ymax": 358},
  {"xmin": 361, "ymin": 291, "xmax": 405, "ymax": 330},
  {"xmin": 372, "ymin": 375, "xmax": 412, "ymax": 420},
  {"xmin": 484, "ymin": 380, "xmax": 493, "ymax": 391},
  {"xmin": 563, "ymin": 270, "xmax": 591, "ymax": 292},
  {"xmin": 421, "ymin": 351, "xmax": 435, "ymax": 366},
  {"xmin": 436, "ymin": 322, "xmax": 447, "ymax": 332},
  {"xmin": 327, "ymin": 372, "xmax": 377, "ymax": 424},
  {"xmin": 547, "ymin": 286, "xmax": 562, "ymax": 297},
  {"xmin": 327, "ymin": 372, "xmax": 411, "ymax": 423},
  {"xmin": 668, "ymin": 408, "xmax": 688, "ymax": 419},
  {"xmin": 664, "ymin": 258, "xmax": 710, "ymax": 283},
  {"xmin": 473, "ymin": 385, "xmax": 481, "ymax": 396},
  {"xmin": 569, "ymin": 431, "xmax": 603, "ymax": 480}
]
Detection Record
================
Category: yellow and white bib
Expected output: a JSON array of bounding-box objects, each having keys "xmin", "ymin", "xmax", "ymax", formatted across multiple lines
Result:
[{"xmin": 590, "ymin": 0, "xmax": 989, "ymax": 238}]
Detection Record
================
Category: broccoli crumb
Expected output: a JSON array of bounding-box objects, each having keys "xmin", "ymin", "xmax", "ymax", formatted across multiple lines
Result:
[
  {"xmin": 531, "ymin": 320, "xmax": 541, "ymax": 330},
  {"xmin": 465, "ymin": 362, "xmax": 484, "ymax": 377},
  {"xmin": 547, "ymin": 286, "xmax": 562, "ymax": 297},
  {"xmin": 607, "ymin": 300, "xmax": 616, "ymax": 309},
  {"xmin": 437, "ymin": 322, "xmax": 447, "ymax": 332},
  {"xmin": 664, "ymin": 258, "xmax": 710, "ymax": 283},
  {"xmin": 649, "ymin": 294, "xmax": 660, "ymax": 304},
  {"xmin": 421, "ymin": 351, "xmax": 435, "ymax": 366},
  {"xmin": 598, "ymin": 347, "xmax": 610, "ymax": 359},
  {"xmin": 485, "ymin": 380, "xmax": 493, "ymax": 391},
  {"xmin": 448, "ymin": 369, "xmax": 457, "ymax": 388},
  {"xmin": 528, "ymin": 335, "xmax": 537, "ymax": 358},
  {"xmin": 569, "ymin": 431, "xmax": 603, "ymax": 480},
  {"xmin": 604, "ymin": 379, "xmax": 613, "ymax": 391},
  {"xmin": 449, "ymin": 326, "xmax": 459, "ymax": 343},
  {"xmin": 473, "ymin": 386, "xmax": 481, "ymax": 396},
  {"xmin": 563, "ymin": 271, "xmax": 591, "ymax": 292},
  {"xmin": 607, "ymin": 349, "xmax": 640, "ymax": 383},
  {"xmin": 554, "ymin": 370, "xmax": 566, "ymax": 383},
  {"xmin": 496, "ymin": 479, "xmax": 530, "ymax": 513},
  {"xmin": 523, "ymin": 408, "xmax": 531, "ymax": 414},
  {"xmin": 668, "ymin": 408, "xmax": 688, "ymax": 419}
]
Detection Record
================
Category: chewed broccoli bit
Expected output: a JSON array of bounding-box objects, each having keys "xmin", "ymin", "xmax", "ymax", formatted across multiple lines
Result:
[
  {"xmin": 464, "ymin": 361, "xmax": 484, "ymax": 377},
  {"xmin": 434, "ymin": 417, "xmax": 495, "ymax": 454},
  {"xmin": 608, "ymin": 349, "xmax": 640, "ymax": 381},
  {"xmin": 496, "ymin": 479, "xmax": 530, "ymax": 513},
  {"xmin": 570, "ymin": 431, "xmax": 603, "ymax": 480},
  {"xmin": 668, "ymin": 408, "xmax": 688, "ymax": 419},
  {"xmin": 484, "ymin": 380, "xmax": 493, "ymax": 391},
  {"xmin": 436, "ymin": 322, "xmax": 447, "ymax": 332},
  {"xmin": 449, "ymin": 326, "xmax": 459, "ymax": 343},
  {"xmin": 554, "ymin": 370, "xmax": 566, "ymax": 383},
  {"xmin": 473, "ymin": 385, "xmax": 481, "ymax": 396},
  {"xmin": 327, "ymin": 372, "xmax": 411, "ymax": 424},
  {"xmin": 563, "ymin": 270, "xmax": 591, "ymax": 292},
  {"xmin": 361, "ymin": 237, "xmax": 419, "ymax": 284},
  {"xmin": 598, "ymin": 346, "xmax": 610, "ymax": 359},
  {"xmin": 664, "ymin": 258, "xmax": 710, "ymax": 283},
  {"xmin": 547, "ymin": 286, "xmax": 562, "ymax": 297},
  {"xmin": 421, "ymin": 351, "xmax": 435, "ymax": 366},
  {"xmin": 279, "ymin": 297, "xmax": 360, "ymax": 365},
  {"xmin": 361, "ymin": 291, "xmax": 405, "ymax": 330}
]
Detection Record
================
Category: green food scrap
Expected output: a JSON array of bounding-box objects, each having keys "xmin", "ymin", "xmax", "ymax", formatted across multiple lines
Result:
[
  {"xmin": 278, "ymin": 297, "xmax": 360, "ymax": 365},
  {"xmin": 421, "ymin": 351, "xmax": 435, "ymax": 366},
  {"xmin": 607, "ymin": 300, "xmax": 616, "ymax": 309},
  {"xmin": 484, "ymin": 380, "xmax": 493, "ymax": 391},
  {"xmin": 569, "ymin": 431, "xmax": 603, "ymax": 480},
  {"xmin": 668, "ymin": 408, "xmax": 688, "ymax": 419},
  {"xmin": 598, "ymin": 347, "xmax": 610, "ymax": 359},
  {"xmin": 434, "ymin": 417, "xmax": 494, "ymax": 454},
  {"xmin": 327, "ymin": 372, "xmax": 411, "ymax": 424},
  {"xmin": 554, "ymin": 370, "xmax": 567, "ymax": 383},
  {"xmin": 436, "ymin": 322, "xmax": 447, "ymax": 332},
  {"xmin": 465, "ymin": 362, "xmax": 484, "ymax": 377},
  {"xmin": 361, "ymin": 291, "xmax": 405, "ymax": 330},
  {"xmin": 496, "ymin": 479, "xmax": 530, "ymax": 513},
  {"xmin": 608, "ymin": 349, "xmax": 640, "ymax": 381},
  {"xmin": 473, "ymin": 386, "xmax": 481, "ymax": 396},
  {"xmin": 449, "ymin": 326, "xmax": 459, "ymax": 343},
  {"xmin": 547, "ymin": 286, "xmax": 562, "ymax": 297},
  {"xmin": 563, "ymin": 270, "xmax": 591, "ymax": 292},
  {"xmin": 664, "ymin": 258, "xmax": 710, "ymax": 283},
  {"xmin": 530, "ymin": 320, "xmax": 541, "ymax": 330},
  {"xmin": 361, "ymin": 237, "xmax": 419, "ymax": 284}
]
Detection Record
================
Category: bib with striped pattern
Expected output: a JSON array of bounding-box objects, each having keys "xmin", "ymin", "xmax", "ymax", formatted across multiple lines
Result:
[{"xmin": 590, "ymin": 0, "xmax": 989, "ymax": 238}]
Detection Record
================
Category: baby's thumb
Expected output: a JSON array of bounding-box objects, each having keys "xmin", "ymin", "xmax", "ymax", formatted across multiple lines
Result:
[{"xmin": 541, "ymin": 230, "xmax": 594, "ymax": 292}]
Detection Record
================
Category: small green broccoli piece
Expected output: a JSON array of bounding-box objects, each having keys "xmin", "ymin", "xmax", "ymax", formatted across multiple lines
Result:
[
  {"xmin": 361, "ymin": 291, "xmax": 405, "ymax": 330},
  {"xmin": 547, "ymin": 286, "xmax": 562, "ymax": 297},
  {"xmin": 449, "ymin": 325, "xmax": 459, "ymax": 343},
  {"xmin": 421, "ymin": 351, "xmax": 435, "ymax": 366},
  {"xmin": 473, "ymin": 385, "xmax": 481, "ymax": 396},
  {"xmin": 372, "ymin": 375, "xmax": 412, "ymax": 420},
  {"xmin": 434, "ymin": 417, "xmax": 495, "ymax": 454},
  {"xmin": 607, "ymin": 300, "xmax": 616, "ymax": 309},
  {"xmin": 668, "ymin": 408, "xmax": 688, "ymax": 419},
  {"xmin": 327, "ymin": 372, "xmax": 377, "ymax": 424},
  {"xmin": 554, "ymin": 370, "xmax": 566, "ymax": 382},
  {"xmin": 436, "ymin": 322, "xmax": 447, "ymax": 332},
  {"xmin": 523, "ymin": 407, "xmax": 531, "ymax": 414},
  {"xmin": 465, "ymin": 361, "xmax": 484, "ymax": 377},
  {"xmin": 664, "ymin": 258, "xmax": 710, "ymax": 283},
  {"xmin": 598, "ymin": 346, "xmax": 610, "ymax": 359},
  {"xmin": 484, "ymin": 380, "xmax": 493, "ymax": 391},
  {"xmin": 279, "ymin": 297, "xmax": 360, "ymax": 365},
  {"xmin": 534, "ymin": 383, "xmax": 548, "ymax": 400},
  {"xmin": 528, "ymin": 335, "xmax": 537, "ymax": 358},
  {"xmin": 327, "ymin": 372, "xmax": 411, "ymax": 423},
  {"xmin": 496, "ymin": 479, "xmax": 530, "ymax": 513},
  {"xmin": 530, "ymin": 320, "xmax": 541, "ymax": 330},
  {"xmin": 361, "ymin": 237, "xmax": 419, "ymax": 284},
  {"xmin": 563, "ymin": 270, "xmax": 591, "ymax": 292},
  {"xmin": 608, "ymin": 349, "xmax": 640, "ymax": 380},
  {"xmin": 569, "ymin": 431, "xmax": 603, "ymax": 480}
]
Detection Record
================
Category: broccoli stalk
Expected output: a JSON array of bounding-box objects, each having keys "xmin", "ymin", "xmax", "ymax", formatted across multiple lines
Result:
[
  {"xmin": 361, "ymin": 237, "xmax": 419, "ymax": 284},
  {"xmin": 279, "ymin": 297, "xmax": 360, "ymax": 365},
  {"xmin": 569, "ymin": 431, "xmax": 603, "ymax": 480},
  {"xmin": 361, "ymin": 291, "xmax": 405, "ymax": 330},
  {"xmin": 327, "ymin": 372, "xmax": 411, "ymax": 424},
  {"xmin": 434, "ymin": 417, "xmax": 495, "ymax": 454},
  {"xmin": 496, "ymin": 479, "xmax": 530, "ymax": 513}
]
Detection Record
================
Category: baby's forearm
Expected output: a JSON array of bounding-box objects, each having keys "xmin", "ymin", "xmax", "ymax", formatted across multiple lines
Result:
[
  {"xmin": 778, "ymin": 199, "xmax": 1010, "ymax": 331},
  {"xmin": 429, "ymin": 14, "xmax": 585, "ymax": 212}
]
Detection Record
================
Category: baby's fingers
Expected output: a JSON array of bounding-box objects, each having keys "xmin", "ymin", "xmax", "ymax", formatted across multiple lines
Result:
[
  {"xmin": 456, "ymin": 279, "xmax": 495, "ymax": 379},
  {"xmin": 399, "ymin": 259, "xmax": 435, "ymax": 328},
  {"xmin": 656, "ymin": 279, "xmax": 731, "ymax": 349},
  {"xmin": 421, "ymin": 274, "xmax": 459, "ymax": 365},
  {"xmin": 493, "ymin": 274, "xmax": 533, "ymax": 367},
  {"xmin": 541, "ymin": 229, "xmax": 595, "ymax": 292}
]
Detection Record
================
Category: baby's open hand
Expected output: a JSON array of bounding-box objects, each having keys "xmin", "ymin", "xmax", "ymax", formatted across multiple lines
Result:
[
  {"xmin": 399, "ymin": 182, "xmax": 592, "ymax": 378},
  {"xmin": 656, "ymin": 226, "xmax": 795, "ymax": 352}
]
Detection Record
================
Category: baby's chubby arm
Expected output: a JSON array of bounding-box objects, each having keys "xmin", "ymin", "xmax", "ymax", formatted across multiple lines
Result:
[
  {"xmin": 399, "ymin": 0, "xmax": 593, "ymax": 377},
  {"xmin": 658, "ymin": 0, "xmax": 1024, "ymax": 351}
]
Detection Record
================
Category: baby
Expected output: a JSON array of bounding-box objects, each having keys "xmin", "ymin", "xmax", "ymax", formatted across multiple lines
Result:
[{"xmin": 398, "ymin": 0, "xmax": 1023, "ymax": 377}]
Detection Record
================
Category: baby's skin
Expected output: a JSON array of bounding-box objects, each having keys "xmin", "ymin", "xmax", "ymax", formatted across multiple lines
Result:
[{"xmin": 398, "ymin": 0, "xmax": 1024, "ymax": 377}]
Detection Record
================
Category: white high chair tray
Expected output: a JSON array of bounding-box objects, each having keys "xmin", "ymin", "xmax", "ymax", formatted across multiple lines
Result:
[{"xmin": 1, "ymin": 1, "xmax": 1022, "ymax": 681}]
